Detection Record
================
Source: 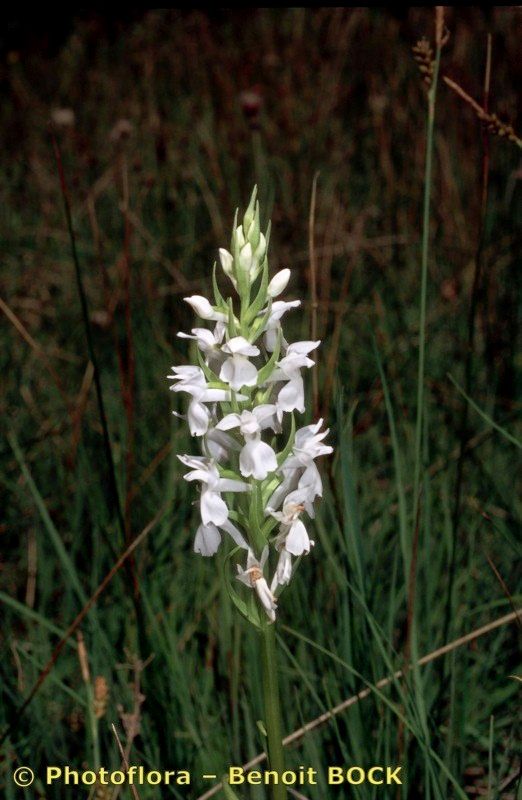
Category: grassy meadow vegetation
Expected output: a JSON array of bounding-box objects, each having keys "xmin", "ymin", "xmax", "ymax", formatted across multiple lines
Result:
[{"xmin": 1, "ymin": 8, "xmax": 521, "ymax": 799}]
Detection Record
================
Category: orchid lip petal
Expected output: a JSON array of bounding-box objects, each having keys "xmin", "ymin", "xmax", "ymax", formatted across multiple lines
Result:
[
  {"xmin": 194, "ymin": 523, "xmax": 221, "ymax": 556},
  {"xmin": 201, "ymin": 489, "xmax": 228, "ymax": 526},
  {"xmin": 219, "ymin": 356, "xmax": 258, "ymax": 391},
  {"xmin": 239, "ymin": 440, "xmax": 278, "ymax": 480}
]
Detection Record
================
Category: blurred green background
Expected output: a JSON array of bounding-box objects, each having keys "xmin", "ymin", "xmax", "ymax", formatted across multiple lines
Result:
[{"xmin": 1, "ymin": 8, "xmax": 521, "ymax": 799}]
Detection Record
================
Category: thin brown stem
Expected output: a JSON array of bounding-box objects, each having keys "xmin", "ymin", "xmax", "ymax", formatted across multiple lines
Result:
[{"xmin": 308, "ymin": 172, "xmax": 320, "ymax": 418}]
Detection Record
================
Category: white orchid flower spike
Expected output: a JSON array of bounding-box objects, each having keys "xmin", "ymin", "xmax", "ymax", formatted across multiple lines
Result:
[{"xmin": 169, "ymin": 187, "xmax": 332, "ymax": 624}]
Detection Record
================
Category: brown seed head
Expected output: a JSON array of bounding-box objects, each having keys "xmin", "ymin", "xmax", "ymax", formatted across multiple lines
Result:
[
  {"xmin": 93, "ymin": 675, "xmax": 110, "ymax": 719},
  {"xmin": 412, "ymin": 38, "xmax": 434, "ymax": 88}
]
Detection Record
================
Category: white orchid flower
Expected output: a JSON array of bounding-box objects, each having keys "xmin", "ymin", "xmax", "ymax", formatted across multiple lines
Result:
[
  {"xmin": 169, "ymin": 368, "xmax": 212, "ymax": 435},
  {"xmin": 264, "ymin": 341, "xmax": 320, "ymax": 415},
  {"xmin": 217, "ymin": 406, "xmax": 278, "ymax": 480},
  {"xmin": 219, "ymin": 336, "xmax": 260, "ymax": 391},
  {"xmin": 276, "ymin": 375, "xmax": 305, "ymax": 415},
  {"xmin": 179, "ymin": 455, "xmax": 249, "ymax": 526},
  {"xmin": 169, "ymin": 365, "xmax": 245, "ymax": 436},
  {"xmin": 265, "ymin": 432, "xmax": 329, "ymax": 513},
  {"xmin": 177, "ymin": 324, "xmax": 226, "ymax": 371},
  {"xmin": 262, "ymin": 299, "xmax": 301, "ymax": 352},
  {"xmin": 168, "ymin": 366, "xmax": 223, "ymax": 401},
  {"xmin": 236, "ymin": 548, "xmax": 277, "ymax": 622},
  {"xmin": 285, "ymin": 419, "xmax": 334, "ymax": 467},
  {"xmin": 271, "ymin": 489, "xmax": 314, "ymax": 556},
  {"xmin": 168, "ymin": 364, "xmax": 202, "ymax": 383},
  {"xmin": 275, "ymin": 340, "xmax": 321, "ymax": 375},
  {"xmin": 217, "ymin": 404, "xmax": 277, "ymax": 437}
]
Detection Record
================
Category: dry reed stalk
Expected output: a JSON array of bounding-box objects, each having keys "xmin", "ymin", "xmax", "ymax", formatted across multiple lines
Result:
[
  {"xmin": 111, "ymin": 723, "xmax": 141, "ymax": 800},
  {"xmin": 443, "ymin": 76, "xmax": 522, "ymax": 148},
  {"xmin": 308, "ymin": 173, "xmax": 320, "ymax": 417},
  {"xmin": 435, "ymin": 6, "xmax": 445, "ymax": 50},
  {"xmin": 112, "ymin": 654, "xmax": 151, "ymax": 800}
]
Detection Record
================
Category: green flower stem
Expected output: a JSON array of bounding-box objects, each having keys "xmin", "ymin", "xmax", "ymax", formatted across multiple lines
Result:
[
  {"xmin": 412, "ymin": 45, "xmax": 442, "ymax": 527},
  {"xmin": 260, "ymin": 624, "xmax": 287, "ymax": 800}
]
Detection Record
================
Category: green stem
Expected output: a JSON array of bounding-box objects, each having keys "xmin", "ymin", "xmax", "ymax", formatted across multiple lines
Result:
[
  {"xmin": 409, "ymin": 38, "xmax": 443, "ymax": 761},
  {"xmin": 260, "ymin": 624, "xmax": 286, "ymax": 800},
  {"xmin": 412, "ymin": 47, "xmax": 442, "ymax": 526},
  {"xmin": 84, "ymin": 681, "xmax": 101, "ymax": 772}
]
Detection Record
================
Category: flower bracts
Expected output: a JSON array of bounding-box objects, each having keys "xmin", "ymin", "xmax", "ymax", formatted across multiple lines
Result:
[{"xmin": 170, "ymin": 188, "xmax": 332, "ymax": 623}]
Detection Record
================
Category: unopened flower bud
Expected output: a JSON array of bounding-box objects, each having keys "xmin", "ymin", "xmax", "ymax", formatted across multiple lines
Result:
[
  {"xmin": 254, "ymin": 232, "xmax": 266, "ymax": 262},
  {"xmin": 268, "ymin": 269, "xmax": 290, "ymax": 298},
  {"xmin": 184, "ymin": 295, "xmax": 227, "ymax": 321},
  {"xmin": 235, "ymin": 225, "xmax": 246, "ymax": 250},
  {"xmin": 243, "ymin": 186, "xmax": 258, "ymax": 235},
  {"xmin": 219, "ymin": 248, "xmax": 237, "ymax": 288},
  {"xmin": 238, "ymin": 242, "xmax": 254, "ymax": 276}
]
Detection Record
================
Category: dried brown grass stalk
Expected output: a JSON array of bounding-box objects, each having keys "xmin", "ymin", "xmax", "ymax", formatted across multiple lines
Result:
[
  {"xmin": 444, "ymin": 76, "xmax": 522, "ymax": 148},
  {"xmin": 435, "ymin": 6, "xmax": 445, "ymax": 50},
  {"xmin": 308, "ymin": 173, "xmax": 320, "ymax": 418},
  {"xmin": 111, "ymin": 722, "xmax": 141, "ymax": 800}
]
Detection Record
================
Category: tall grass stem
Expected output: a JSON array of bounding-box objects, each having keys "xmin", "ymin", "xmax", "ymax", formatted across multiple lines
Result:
[
  {"xmin": 412, "ymin": 46, "xmax": 442, "ymax": 524},
  {"xmin": 50, "ymin": 132, "xmax": 126, "ymax": 546}
]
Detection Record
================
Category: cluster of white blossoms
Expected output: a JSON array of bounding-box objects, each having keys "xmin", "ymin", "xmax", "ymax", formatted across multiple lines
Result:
[{"xmin": 169, "ymin": 189, "xmax": 332, "ymax": 624}]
